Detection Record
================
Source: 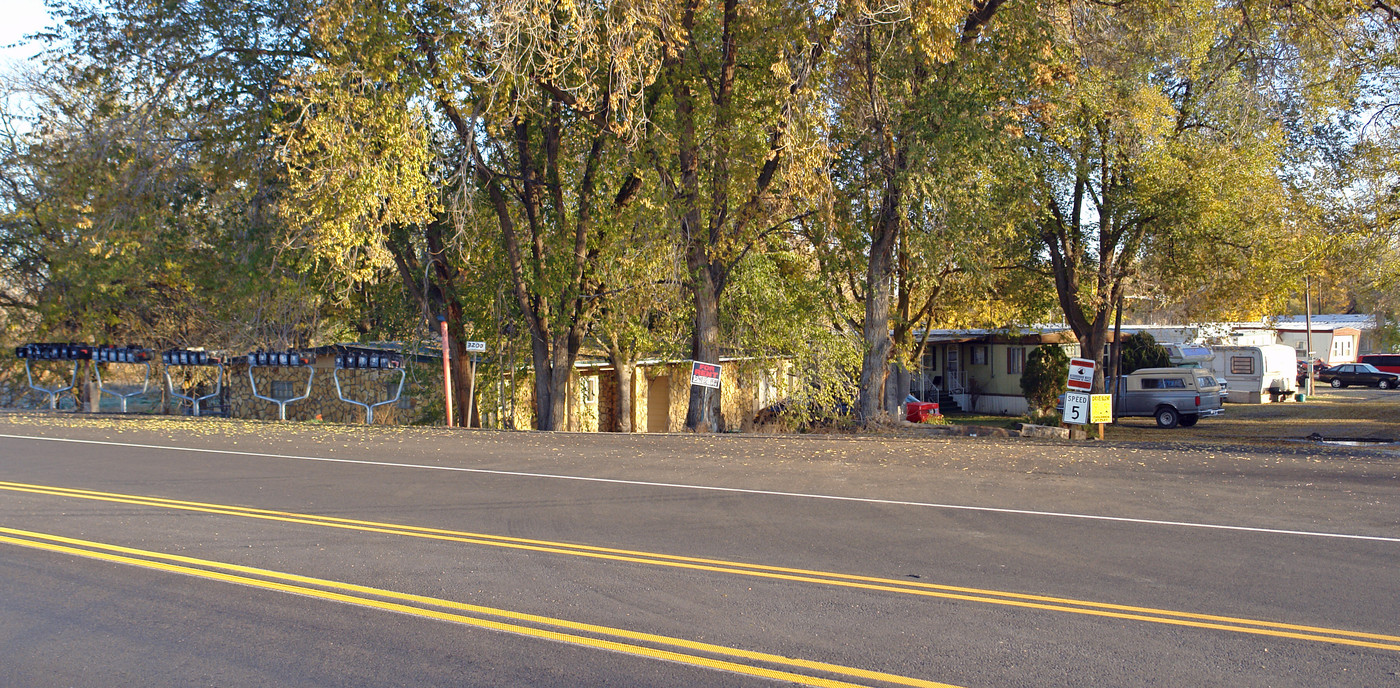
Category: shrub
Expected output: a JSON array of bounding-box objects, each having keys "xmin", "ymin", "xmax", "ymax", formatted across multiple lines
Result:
[
  {"xmin": 1021, "ymin": 345, "xmax": 1070, "ymax": 415},
  {"xmin": 1119, "ymin": 332, "xmax": 1171, "ymax": 374}
]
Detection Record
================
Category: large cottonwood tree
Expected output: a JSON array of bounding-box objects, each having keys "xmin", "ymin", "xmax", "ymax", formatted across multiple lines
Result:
[
  {"xmin": 1021, "ymin": 0, "xmax": 1371, "ymax": 389},
  {"xmin": 279, "ymin": 0, "xmax": 665, "ymax": 429},
  {"xmin": 648, "ymin": 0, "xmax": 832, "ymax": 431}
]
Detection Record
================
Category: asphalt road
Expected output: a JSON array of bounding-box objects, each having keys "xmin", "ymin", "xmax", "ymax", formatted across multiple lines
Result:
[{"xmin": 0, "ymin": 413, "xmax": 1397, "ymax": 687}]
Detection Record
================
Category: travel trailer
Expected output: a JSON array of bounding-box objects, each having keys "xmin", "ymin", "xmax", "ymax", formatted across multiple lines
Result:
[{"xmin": 1210, "ymin": 344, "xmax": 1298, "ymax": 403}]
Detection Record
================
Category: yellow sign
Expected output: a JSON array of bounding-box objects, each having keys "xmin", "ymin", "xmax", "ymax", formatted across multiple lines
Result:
[{"xmin": 1090, "ymin": 394, "xmax": 1113, "ymax": 423}]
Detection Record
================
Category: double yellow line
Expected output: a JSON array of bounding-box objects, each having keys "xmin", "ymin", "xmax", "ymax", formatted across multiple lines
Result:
[
  {"xmin": 3, "ymin": 480, "xmax": 1398, "ymax": 654},
  {"xmin": 0, "ymin": 525, "xmax": 957, "ymax": 688}
]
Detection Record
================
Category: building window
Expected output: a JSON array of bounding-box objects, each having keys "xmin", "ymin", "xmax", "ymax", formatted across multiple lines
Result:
[
  {"xmin": 971, "ymin": 346, "xmax": 988, "ymax": 365},
  {"xmin": 1006, "ymin": 347, "xmax": 1025, "ymax": 375}
]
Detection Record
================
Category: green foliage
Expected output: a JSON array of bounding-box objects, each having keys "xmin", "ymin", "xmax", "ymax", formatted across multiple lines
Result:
[
  {"xmin": 3, "ymin": 0, "xmax": 1396, "ymax": 432},
  {"xmin": 1118, "ymin": 332, "xmax": 1171, "ymax": 374},
  {"xmin": 1020, "ymin": 345, "xmax": 1070, "ymax": 415}
]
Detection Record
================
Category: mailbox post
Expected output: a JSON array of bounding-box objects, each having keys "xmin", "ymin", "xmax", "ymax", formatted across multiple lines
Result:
[
  {"xmin": 162, "ymin": 349, "xmax": 224, "ymax": 416},
  {"xmin": 332, "ymin": 348, "xmax": 406, "ymax": 424},
  {"xmin": 91, "ymin": 346, "xmax": 154, "ymax": 413},
  {"xmin": 15, "ymin": 343, "xmax": 89, "ymax": 410},
  {"xmin": 247, "ymin": 350, "xmax": 317, "ymax": 421}
]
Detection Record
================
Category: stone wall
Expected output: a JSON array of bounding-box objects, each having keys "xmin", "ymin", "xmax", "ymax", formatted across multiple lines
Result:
[{"xmin": 218, "ymin": 360, "xmax": 436, "ymax": 424}]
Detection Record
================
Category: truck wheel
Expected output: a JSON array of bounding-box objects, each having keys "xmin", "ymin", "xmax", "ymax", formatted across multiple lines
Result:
[
  {"xmin": 1330, "ymin": 378, "xmax": 1344, "ymax": 388},
  {"xmin": 1179, "ymin": 414, "xmax": 1199, "ymax": 427},
  {"xmin": 1380, "ymin": 380, "xmax": 1393, "ymax": 390},
  {"xmin": 1155, "ymin": 407, "xmax": 1179, "ymax": 429}
]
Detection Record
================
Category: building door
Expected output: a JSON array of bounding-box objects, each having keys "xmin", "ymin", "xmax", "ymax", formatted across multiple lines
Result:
[
  {"xmin": 647, "ymin": 376, "xmax": 670, "ymax": 433},
  {"xmin": 946, "ymin": 347, "xmax": 961, "ymax": 392}
]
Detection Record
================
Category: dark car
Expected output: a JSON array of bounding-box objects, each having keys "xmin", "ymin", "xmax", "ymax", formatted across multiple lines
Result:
[{"xmin": 1316, "ymin": 363, "xmax": 1400, "ymax": 389}]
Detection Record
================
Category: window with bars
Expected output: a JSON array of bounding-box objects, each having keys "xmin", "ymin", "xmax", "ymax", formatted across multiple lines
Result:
[{"xmin": 271, "ymin": 380, "xmax": 296, "ymax": 400}]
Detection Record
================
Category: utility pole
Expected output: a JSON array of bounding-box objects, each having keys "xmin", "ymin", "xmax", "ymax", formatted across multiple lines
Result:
[
  {"xmin": 439, "ymin": 316, "xmax": 454, "ymax": 427},
  {"xmin": 1304, "ymin": 276, "xmax": 1315, "ymax": 396}
]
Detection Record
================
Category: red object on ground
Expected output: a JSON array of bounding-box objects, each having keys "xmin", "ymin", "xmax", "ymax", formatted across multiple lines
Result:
[{"xmin": 906, "ymin": 401, "xmax": 940, "ymax": 423}]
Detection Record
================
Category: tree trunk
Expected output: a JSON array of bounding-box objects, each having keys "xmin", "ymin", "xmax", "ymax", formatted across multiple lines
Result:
[
  {"xmin": 858, "ymin": 180, "xmax": 902, "ymax": 424},
  {"xmin": 610, "ymin": 353, "xmax": 634, "ymax": 433},
  {"xmin": 686, "ymin": 265, "xmax": 723, "ymax": 432},
  {"xmin": 528, "ymin": 333, "xmax": 555, "ymax": 430}
]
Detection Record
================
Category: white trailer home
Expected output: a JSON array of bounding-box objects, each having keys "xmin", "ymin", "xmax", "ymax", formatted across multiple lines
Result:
[{"xmin": 1211, "ymin": 344, "xmax": 1298, "ymax": 403}]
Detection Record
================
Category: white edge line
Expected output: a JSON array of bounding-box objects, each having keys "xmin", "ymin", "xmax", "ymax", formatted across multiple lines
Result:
[{"xmin": 2, "ymin": 432, "xmax": 1396, "ymax": 544}]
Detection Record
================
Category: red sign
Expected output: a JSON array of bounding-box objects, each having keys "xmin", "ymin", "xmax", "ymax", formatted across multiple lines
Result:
[
  {"xmin": 690, "ymin": 361, "xmax": 722, "ymax": 389},
  {"xmin": 1067, "ymin": 358, "xmax": 1096, "ymax": 391}
]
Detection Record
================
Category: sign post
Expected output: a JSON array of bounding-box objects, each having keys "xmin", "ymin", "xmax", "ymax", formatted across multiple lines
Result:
[
  {"xmin": 1090, "ymin": 393, "xmax": 1113, "ymax": 440},
  {"xmin": 1064, "ymin": 358, "xmax": 1097, "ymax": 437},
  {"xmin": 1062, "ymin": 391, "xmax": 1091, "ymax": 426},
  {"xmin": 464, "ymin": 341, "xmax": 485, "ymax": 428},
  {"xmin": 1067, "ymin": 358, "xmax": 1095, "ymax": 392}
]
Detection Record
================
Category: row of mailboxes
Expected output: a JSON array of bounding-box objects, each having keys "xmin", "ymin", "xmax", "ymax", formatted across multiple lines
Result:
[
  {"xmin": 335, "ymin": 350, "xmax": 404, "ymax": 369},
  {"xmin": 246, "ymin": 350, "xmax": 316, "ymax": 367},
  {"xmin": 15, "ymin": 343, "xmax": 90, "ymax": 360},
  {"xmin": 19, "ymin": 344, "xmax": 413, "ymax": 369},
  {"xmin": 17, "ymin": 343, "xmax": 408, "ymax": 422},
  {"xmin": 161, "ymin": 349, "xmax": 221, "ymax": 366},
  {"xmin": 15, "ymin": 344, "xmax": 158, "ymax": 363}
]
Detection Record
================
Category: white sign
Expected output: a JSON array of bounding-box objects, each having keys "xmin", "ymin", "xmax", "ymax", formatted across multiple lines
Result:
[
  {"xmin": 1063, "ymin": 391, "xmax": 1091, "ymax": 425},
  {"xmin": 464, "ymin": 341, "xmax": 487, "ymax": 352},
  {"xmin": 1067, "ymin": 358, "xmax": 1096, "ymax": 391},
  {"xmin": 690, "ymin": 361, "xmax": 722, "ymax": 389}
]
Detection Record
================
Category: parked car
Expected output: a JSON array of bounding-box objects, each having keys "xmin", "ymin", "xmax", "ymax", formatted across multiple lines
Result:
[
  {"xmin": 1115, "ymin": 367, "xmax": 1224, "ymax": 428},
  {"xmin": 1358, "ymin": 354, "xmax": 1400, "ymax": 375},
  {"xmin": 1316, "ymin": 363, "xmax": 1400, "ymax": 389}
]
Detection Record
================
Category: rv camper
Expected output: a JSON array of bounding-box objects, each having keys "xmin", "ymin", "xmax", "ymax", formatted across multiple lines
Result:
[
  {"xmin": 1165, "ymin": 343, "xmax": 1214, "ymax": 368},
  {"xmin": 1211, "ymin": 344, "xmax": 1298, "ymax": 403}
]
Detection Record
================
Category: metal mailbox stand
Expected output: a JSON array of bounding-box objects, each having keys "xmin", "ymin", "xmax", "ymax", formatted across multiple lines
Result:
[
  {"xmin": 165, "ymin": 363, "xmax": 224, "ymax": 416},
  {"xmin": 333, "ymin": 366, "xmax": 405, "ymax": 424},
  {"xmin": 248, "ymin": 359, "xmax": 315, "ymax": 421},
  {"xmin": 93, "ymin": 360, "xmax": 152, "ymax": 413},
  {"xmin": 24, "ymin": 359, "xmax": 80, "ymax": 410}
]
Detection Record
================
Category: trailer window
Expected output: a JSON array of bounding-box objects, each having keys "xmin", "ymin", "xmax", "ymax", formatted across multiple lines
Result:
[{"xmin": 1229, "ymin": 356, "xmax": 1255, "ymax": 375}]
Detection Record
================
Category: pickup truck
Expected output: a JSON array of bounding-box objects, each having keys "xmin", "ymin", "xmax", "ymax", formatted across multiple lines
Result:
[{"xmin": 1116, "ymin": 367, "xmax": 1225, "ymax": 428}]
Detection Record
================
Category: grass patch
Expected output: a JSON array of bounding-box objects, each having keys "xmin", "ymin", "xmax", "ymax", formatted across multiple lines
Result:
[{"xmin": 1099, "ymin": 389, "xmax": 1399, "ymax": 443}]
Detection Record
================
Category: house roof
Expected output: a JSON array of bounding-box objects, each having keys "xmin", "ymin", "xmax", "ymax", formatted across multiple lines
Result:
[
  {"xmin": 1270, "ymin": 314, "xmax": 1377, "ymax": 331},
  {"xmin": 912, "ymin": 328, "xmax": 1077, "ymax": 345},
  {"xmin": 571, "ymin": 354, "xmax": 786, "ymax": 372}
]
